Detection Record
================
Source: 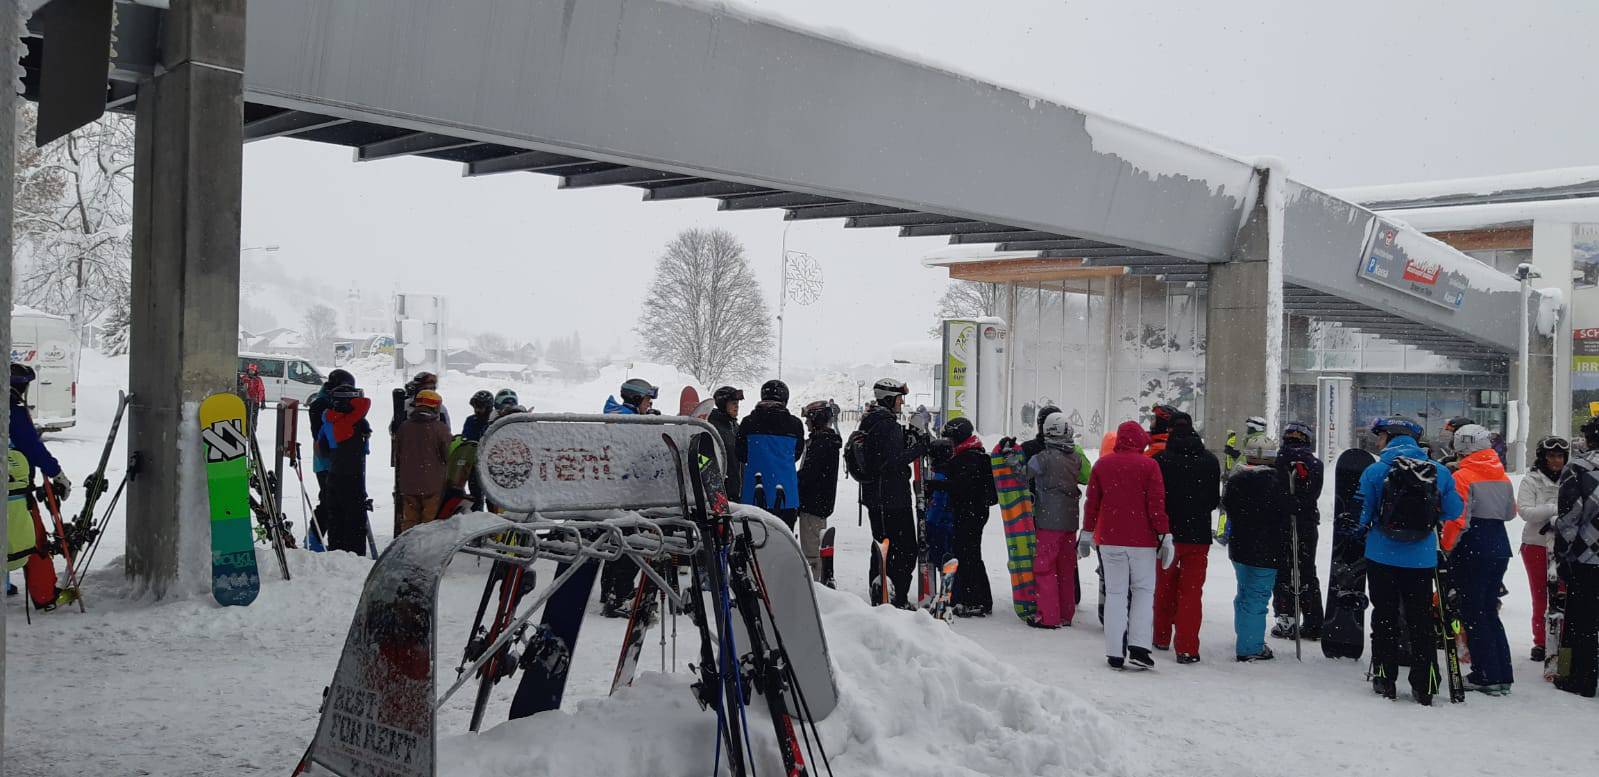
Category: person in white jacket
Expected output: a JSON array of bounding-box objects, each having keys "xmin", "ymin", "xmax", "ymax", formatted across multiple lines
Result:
[{"xmin": 1517, "ymin": 435, "xmax": 1568, "ymax": 663}]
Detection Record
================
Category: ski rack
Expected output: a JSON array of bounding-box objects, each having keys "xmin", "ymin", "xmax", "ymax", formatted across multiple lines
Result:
[{"xmin": 299, "ymin": 414, "xmax": 724, "ymax": 777}]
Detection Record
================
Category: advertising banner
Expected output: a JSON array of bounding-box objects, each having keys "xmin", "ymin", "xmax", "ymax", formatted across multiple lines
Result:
[
  {"xmin": 1575, "ymin": 223, "xmax": 1599, "ymax": 290},
  {"xmin": 942, "ymin": 319, "xmax": 978, "ymax": 424},
  {"xmin": 1575, "ymin": 328, "xmax": 1599, "ymax": 433},
  {"xmin": 1357, "ymin": 219, "xmax": 1470, "ymax": 310},
  {"xmin": 1315, "ymin": 376, "xmax": 1354, "ymax": 464}
]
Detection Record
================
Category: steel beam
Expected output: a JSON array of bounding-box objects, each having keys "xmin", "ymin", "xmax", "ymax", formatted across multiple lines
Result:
[
  {"xmin": 243, "ymin": 109, "xmax": 347, "ymax": 142},
  {"xmin": 356, "ymin": 131, "xmax": 479, "ymax": 162},
  {"xmin": 949, "ymin": 230, "xmax": 1063, "ymax": 245},
  {"xmin": 560, "ymin": 166, "xmax": 697, "ymax": 189},
  {"xmin": 846, "ymin": 213, "xmax": 968, "ymax": 229},
  {"xmin": 899, "ymin": 221, "xmax": 1023, "ymax": 238},
  {"xmin": 1080, "ymin": 255, "xmax": 1197, "ymax": 268},
  {"xmin": 784, "ymin": 202, "xmax": 908, "ymax": 221},
  {"xmin": 643, "ymin": 180, "xmax": 777, "ymax": 201},
  {"xmin": 465, "ymin": 149, "xmax": 597, "ymax": 177},
  {"xmin": 1000, "ymin": 244, "xmax": 1160, "ymax": 255},
  {"xmin": 718, "ymin": 192, "xmax": 842, "ymax": 211}
]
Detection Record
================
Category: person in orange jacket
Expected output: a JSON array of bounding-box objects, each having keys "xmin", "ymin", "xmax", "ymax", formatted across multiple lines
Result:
[{"xmin": 1445, "ymin": 424, "xmax": 1516, "ymax": 695}]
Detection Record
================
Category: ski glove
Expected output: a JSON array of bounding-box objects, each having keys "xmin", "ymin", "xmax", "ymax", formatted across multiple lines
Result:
[
  {"xmin": 1158, "ymin": 534, "xmax": 1176, "ymax": 569},
  {"xmin": 1077, "ymin": 535, "xmax": 1094, "ymax": 560},
  {"xmin": 51, "ymin": 474, "xmax": 71, "ymax": 503}
]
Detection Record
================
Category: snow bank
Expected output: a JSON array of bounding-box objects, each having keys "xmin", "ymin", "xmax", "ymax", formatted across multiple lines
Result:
[{"xmin": 441, "ymin": 588, "xmax": 1152, "ymax": 777}]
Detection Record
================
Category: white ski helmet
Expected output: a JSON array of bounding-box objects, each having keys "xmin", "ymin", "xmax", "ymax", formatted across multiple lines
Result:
[
  {"xmin": 1452, "ymin": 424, "xmax": 1494, "ymax": 455},
  {"xmin": 1243, "ymin": 436, "xmax": 1279, "ymax": 464},
  {"xmin": 1042, "ymin": 413, "xmax": 1073, "ymax": 442},
  {"xmin": 1245, "ymin": 416, "xmax": 1268, "ymax": 434},
  {"xmin": 873, "ymin": 378, "xmax": 909, "ymax": 402}
]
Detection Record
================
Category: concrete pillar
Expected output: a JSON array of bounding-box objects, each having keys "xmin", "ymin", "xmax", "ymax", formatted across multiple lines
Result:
[
  {"xmin": 1, "ymin": 5, "xmax": 19, "ymax": 765},
  {"xmin": 1513, "ymin": 327, "xmax": 1557, "ymax": 470},
  {"xmin": 1202, "ymin": 171, "xmax": 1276, "ymax": 453},
  {"xmin": 126, "ymin": 0, "xmax": 246, "ymax": 598}
]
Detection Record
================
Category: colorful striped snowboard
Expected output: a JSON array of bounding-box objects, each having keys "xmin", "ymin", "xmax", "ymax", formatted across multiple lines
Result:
[
  {"xmin": 991, "ymin": 438, "xmax": 1037, "ymax": 619},
  {"xmin": 202, "ymin": 392, "xmax": 259, "ymax": 606}
]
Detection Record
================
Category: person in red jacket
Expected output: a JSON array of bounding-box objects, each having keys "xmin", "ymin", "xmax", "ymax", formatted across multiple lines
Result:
[{"xmin": 1082, "ymin": 421, "xmax": 1176, "ymax": 670}]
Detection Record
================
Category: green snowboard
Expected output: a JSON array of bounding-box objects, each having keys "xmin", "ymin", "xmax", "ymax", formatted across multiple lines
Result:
[{"xmin": 203, "ymin": 392, "xmax": 259, "ymax": 606}]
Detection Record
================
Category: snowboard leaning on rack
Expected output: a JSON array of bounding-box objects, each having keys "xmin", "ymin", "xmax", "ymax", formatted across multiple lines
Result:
[{"xmin": 202, "ymin": 392, "xmax": 259, "ymax": 606}]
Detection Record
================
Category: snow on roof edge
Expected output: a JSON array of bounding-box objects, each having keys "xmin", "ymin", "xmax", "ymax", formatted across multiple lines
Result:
[{"xmin": 1333, "ymin": 165, "xmax": 1599, "ymax": 206}]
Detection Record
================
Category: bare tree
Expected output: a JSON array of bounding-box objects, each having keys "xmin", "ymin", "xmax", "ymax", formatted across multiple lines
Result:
[
  {"xmin": 930, "ymin": 280, "xmax": 1006, "ymax": 335},
  {"xmin": 472, "ymin": 332, "xmax": 512, "ymax": 360},
  {"xmin": 13, "ymin": 106, "xmax": 136, "ymax": 345},
  {"xmin": 302, "ymin": 304, "xmax": 340, "ymax": 364},
  {"xmin": 636, "ymin": 228, "xmax": 774, "ymax": 385}
]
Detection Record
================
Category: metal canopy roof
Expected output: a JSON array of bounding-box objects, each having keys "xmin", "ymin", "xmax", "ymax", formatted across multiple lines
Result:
[{"xmin": 33, "ymin": 0, "xmax": 1533, "ymax": 354}]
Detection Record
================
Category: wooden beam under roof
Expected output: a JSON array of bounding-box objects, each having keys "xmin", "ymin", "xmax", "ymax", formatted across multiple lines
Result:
[{"xmin": 946, "ymin": 258, "xmax": 1128, "ymax": 284}]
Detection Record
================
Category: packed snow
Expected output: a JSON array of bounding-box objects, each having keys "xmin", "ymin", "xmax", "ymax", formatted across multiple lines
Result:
[{"xmin": 5, "ymin": 353, "xmax": 1596, "ymax": 777}]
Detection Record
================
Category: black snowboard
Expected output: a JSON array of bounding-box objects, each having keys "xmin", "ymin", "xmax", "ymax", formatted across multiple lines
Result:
[
  {"xmin": 508, "ymin": 559, "xmax": 601, "ymax": 719},
  {"xmin": 1322, "ymin": 448, "xmax": 1376, "ymax": 659}
]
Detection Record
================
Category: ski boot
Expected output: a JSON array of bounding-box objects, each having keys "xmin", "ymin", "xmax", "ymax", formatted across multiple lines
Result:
[
  {"xmin": 5, "ymin": 579, "xmax": 16, "ymax": 597},
  {"xmin": 1106, "ymin": 656, "xmax": 1125, "ymax": 670},
  {"xmin": 600, "ymin": 596, "xmax": 630, "ymax": 619},
  {"xmin": 951, "ymin": 603, "xmax": 988, "ymax": 618},
  {"xmin": 1270, "ymin": 615, "xmax": 1296, "ymax": 640},
  {"xmin": 1176, "ymin": 653, "xmax": 1201, "ymax": 665},
  {"xmin": 1126, "ymin": 646, "xmax": 1155, "ymax": 670},
  {"xmin": 1024, "ymin": 617, "xmax": 1060, "ymax": 630},
  {"xmin": 1530, "ymin": 645, "xmax": 1546, "ymax": 663},
  {"xmin": 1237, "ymin": 646, "xmax": 1275, "ymax": 663},
  {"xmin": 1372, "ymin": 674, "xmax": 1397, "ymax": 700}
]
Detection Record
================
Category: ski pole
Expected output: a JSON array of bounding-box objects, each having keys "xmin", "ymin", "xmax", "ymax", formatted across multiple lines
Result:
[{"xmin": 1289, "ymin": 462, "xmax": 1303, "ymax": 662}]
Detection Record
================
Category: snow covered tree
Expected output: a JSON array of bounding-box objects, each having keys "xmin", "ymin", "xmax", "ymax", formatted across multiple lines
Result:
[
  {"xmin": 12, "ymin": 106, "xmax": 136, "ymax": 341},
  {"xmin": 472, "ymin": 332, "xmax": 512, "ymax": 360},
  {"xmin": 930, "ymin": 280, "xmax": 1005, "ymax": 335},
  {"xmin": 302, "ymin": 304, "xmax": 340, "ymax": 364},
  {"xmin": 636, "ymin": 228, "xmax": 774, "ymax": 385},
  {"xmin": 98, "ymin": 294, "xmax": 133, "ymax": 356}
]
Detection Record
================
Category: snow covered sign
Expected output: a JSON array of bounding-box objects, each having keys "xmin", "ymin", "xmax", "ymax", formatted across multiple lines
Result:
[
  {"xmin": 1357, "ymin": 219, "xmax": 1472, "ymax": 310},
  {"xmin": 477, "ymin": 414, "xmax": 724, "ymax": 513},
  {"xmin": 941, "ymin": 319, "xmax": 978, "ymax": 424}
]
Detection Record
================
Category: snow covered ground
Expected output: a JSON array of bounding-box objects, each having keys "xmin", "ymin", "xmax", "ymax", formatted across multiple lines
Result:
[{"xmin": 5, "ymin": 354, "xmax": 1595, "ymax": 776}]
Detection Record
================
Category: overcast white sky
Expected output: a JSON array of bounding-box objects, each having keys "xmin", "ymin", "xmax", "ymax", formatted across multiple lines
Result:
[{"xmin": 239, "ymin": 0, "xmax": 1597, "ymax": 369}]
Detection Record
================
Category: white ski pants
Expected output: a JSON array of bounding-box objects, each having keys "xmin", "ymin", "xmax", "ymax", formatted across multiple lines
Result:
[{"xmin": 1100, "ymin": 545, "xmax": 1157, "ymax": 658}]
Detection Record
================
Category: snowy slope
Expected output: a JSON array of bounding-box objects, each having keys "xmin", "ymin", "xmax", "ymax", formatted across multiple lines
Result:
[{"xmin": 6, "ymin": 354, "xmax": 1595, "ymax": 776}]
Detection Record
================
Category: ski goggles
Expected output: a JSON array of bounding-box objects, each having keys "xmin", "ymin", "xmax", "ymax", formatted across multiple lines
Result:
[{"xmin": 1538, "ymin": 436, "xmax": 1571, "ymax": 453}]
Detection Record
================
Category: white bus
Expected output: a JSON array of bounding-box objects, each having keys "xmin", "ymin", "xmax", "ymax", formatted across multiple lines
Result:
[{"xmin": 11, "ymin": 306, "xmax": 78, "ymax": 431}]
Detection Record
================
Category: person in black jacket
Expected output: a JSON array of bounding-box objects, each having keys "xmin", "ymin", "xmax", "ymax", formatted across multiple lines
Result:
[
  {"xmin": 1151, "ymin": 413, "xmax": 1220, "ymax": 663},
  {"xmin": 861, "ymin": 378, "xmax": 926, "ymax": 608},
  {"xmin": 708, "ymin": 386, "xmax": 744, "ymax": 502},
  {"xmin": 1223, "ymin": 437, "xmax": 1290, "ymax": 662},
  {"xmin": 934, "ymin": 416, "xmax": 999, "ymax": 616},
  {"xmin": 797, "ymin": 401, "xmax": 841, "ymax": 580},
  {"xmin": 737, "ymin": 380, "xmax": 805, "ymax": 528},
  {"xmin": 1272, "ymin": 421, "xmax": 1326, "ymax": 641}
]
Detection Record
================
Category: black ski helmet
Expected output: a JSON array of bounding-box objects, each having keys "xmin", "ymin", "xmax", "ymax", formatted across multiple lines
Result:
[
  {"xmin": 619, "ymin": 378, "xmax": 658, "ymax": 405},
  {"xmin": 326, "ymin": 368, "xmax": 354, "ymax": 389},
  {"xmin": 928, "ymin": 437, "xmax": 955, "ymax": 466},
  {"xmin": 1536, "ymin": 436, "xmax": 1572, "ymax": 471},
  {"xmin": 470, "ymin": 390, "xmax": 495, "ymax": 411},
  {"xmin": 941, "ymin": 416, "xmax": 974, "ymax": 443},
  {"xmin": 1282, "ymin": 421, "xmax": 1313, "ymax": 445},
  {"xmin": 713, "ymin": 385, "xmax": 743, "ymax": 410},
  {"xmin": 760, "ymin": 379, "xmax": 789, "ymax": 405},
  {"xmin": 329, "ymin": 384, "xmax": 362, "ymax": 412},
  {"xmin": 802, "ymin": 399, "xmax": 832, "ymax": 428},
  {"xmin": 1035, "ymin": 404, "xmax": 1061, "ymax": 437},
  {"xmin": 10, "ymin": 363, "xmax": 35, "ymax": 387}
]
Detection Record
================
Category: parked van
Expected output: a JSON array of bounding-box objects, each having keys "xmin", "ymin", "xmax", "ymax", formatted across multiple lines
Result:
[
  {"xmin": 238, "ymin": 352, "xmax": 325, "ymax": 404},
  {"xmin": 11, "ymin": 306, "xmax": 78, "ymax": 431}
]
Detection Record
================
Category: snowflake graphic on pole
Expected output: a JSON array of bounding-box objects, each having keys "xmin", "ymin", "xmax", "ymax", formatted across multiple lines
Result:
[{"xmin": 784, "ymin": 251, "xmax": 824, "ymax": 305}]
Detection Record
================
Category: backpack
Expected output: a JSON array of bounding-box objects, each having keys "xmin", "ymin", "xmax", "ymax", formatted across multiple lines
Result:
[
  {"xmin": 1376, "ymin": 456, "xmax": 1442, "ymax": 542},
  {"xmin": 843, "ymin": 428, "xmax": 875, "ymax": 484}
]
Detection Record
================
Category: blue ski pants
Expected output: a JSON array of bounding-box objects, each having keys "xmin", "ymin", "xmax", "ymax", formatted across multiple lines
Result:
[{"xmin": 1233, "ymin": 563, "xmax": 1277, "ymax": 657}]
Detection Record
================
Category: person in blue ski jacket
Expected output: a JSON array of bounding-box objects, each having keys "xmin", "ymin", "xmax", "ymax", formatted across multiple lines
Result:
[
  {"xmin": 736, "ymin": 380, "xmax": 804, "ymax": 529},
  {"xmin": 9, "ymin": 364, "xmax": 70, "ymax": 604},
  {"xmin": 1358, "ymin": 415, "xmax": 1464, "ymax": 705},
  {"xmin": 599, "ymin": 377, "xmax": 658, "ymax": 617}
]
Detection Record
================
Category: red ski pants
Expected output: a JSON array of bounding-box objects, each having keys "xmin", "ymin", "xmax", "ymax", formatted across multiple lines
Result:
[
  {"xmin": 1522, "ymin": 543, "xmax": 1549, "ymax": 648},
  {"xmin": 1033, "ymin": 529, "xmax": 1078, "ymax": 627},
  {"xmin": 1154, "ymin": 543, "xmax": 1209, "ymax": 654}
]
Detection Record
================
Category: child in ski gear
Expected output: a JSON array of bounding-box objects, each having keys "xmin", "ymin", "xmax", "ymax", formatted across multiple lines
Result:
[
  {"xmin": 308, "ymin": 369, "xmax": 355, "ymax": 491},
  {"xmin": 925, "ymin": 438, "xmax": 956, "ymax": 566},
  {"xmin": 860, "ymin": 379, "xmax": 925, "ymax": 608},
  {"xmin": 1552, "ymin": 416, "xmax": 1599, "ymax": 697},
  {"xmin": 462, "ymin": 390, "xmax": 495, "ymax": 442},
  {"xmin": 797, "ymin": 400, "xmax": 841, "ymax": 580},
  {"xmin": 1083, "ymin": 421, "xmax": 1173, "ymax": 668},
  {"xmin": 1222, "ymin": 436, "xmax": 1288, "ymax": 662},
  {"xmin": 239, "ymin": 362, "xmax": 267, "ymax": 432},
  {"xmin": 395, "ymin": 389, "xmax": 452, "ymax": 534},
  {"xmin": 8, "ymin": 364, "xmax": 71, "ymax": 609},
  {"xmin": 599, "ymin": 378, "xmax": 658, "ymax": 616},
  {"xmin": 317, "ymin": 383, "xmax": 372, "ymax": 554},
  {"xmin": 1448, "ymin": 424, "xmax": 1515, "ymax": 694},
  {"xmin": 1151, "ymin": 412, "xmax": 1220, "ymax": 661},
  {"xmin": 737, "ymin": 380, "xmax": 804, "ymax": 528},
  {"xmin": 1436, "ymin": 416, "xmax": 1475, "ymax": 470},
  {"xmin": 934, "ymin": 416, "xmax": 998, "ymax": 618},
  {"xmin": 399, "ymin": 371, "xmax": 450, "ymax": 432},
  {"xmin": 1216, "ymin": 416, "xmax": 1268, "ymax": 543},
  {"xmin": 1359, "ymin": 416, "xmax": 1465, "ymax": 705},
  {"xmin": 709, "ymin": 386, "xmax": 744, "ymax": 502},
  {"xmin": 493, "ymin": 389, "xmax": 525, "ymax": 417},
  {"xmin": 1272, "ymin": 421, "xmax": 1325, "ymax": 641},
  {"xmin": 1518, "ymin": 436, "xmax": 1567, "ymax": 662},
  {"xmin": 1025, "ymin": 414, "xmax": 1087, "ymax": 627}
]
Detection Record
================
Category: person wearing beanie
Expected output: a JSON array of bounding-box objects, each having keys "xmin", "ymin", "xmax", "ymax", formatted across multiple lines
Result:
[
  {"xmin": 1151, "ymin": 412, "xmax": 1221, "ymax": 662},
  {"xmin": 1551, "ymin": 416, "xmax": 1599, "ymax": 697},
  {"xmin": 797, "ymin": 400, "xmax": 842, "ymax": 580},
  {"xmin": 317, "ymin": 381, "xmax": 373, "ymax": 554},
  {"xmin": 708, "ymin": 386, "xmax": 744, "ymax": 502},
  {"xmin": 736, "ymin": 379, "xmax": 804, "ymax": 528},
  {"xmin": 395, "ymin": 389, "xmax": 452, "ymax": 534}
]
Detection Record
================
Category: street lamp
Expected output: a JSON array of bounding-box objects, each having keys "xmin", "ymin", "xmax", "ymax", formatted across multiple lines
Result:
[{"xmin": 1515, "ymin": 263, "xmax": 1542, "ymax": 472}]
